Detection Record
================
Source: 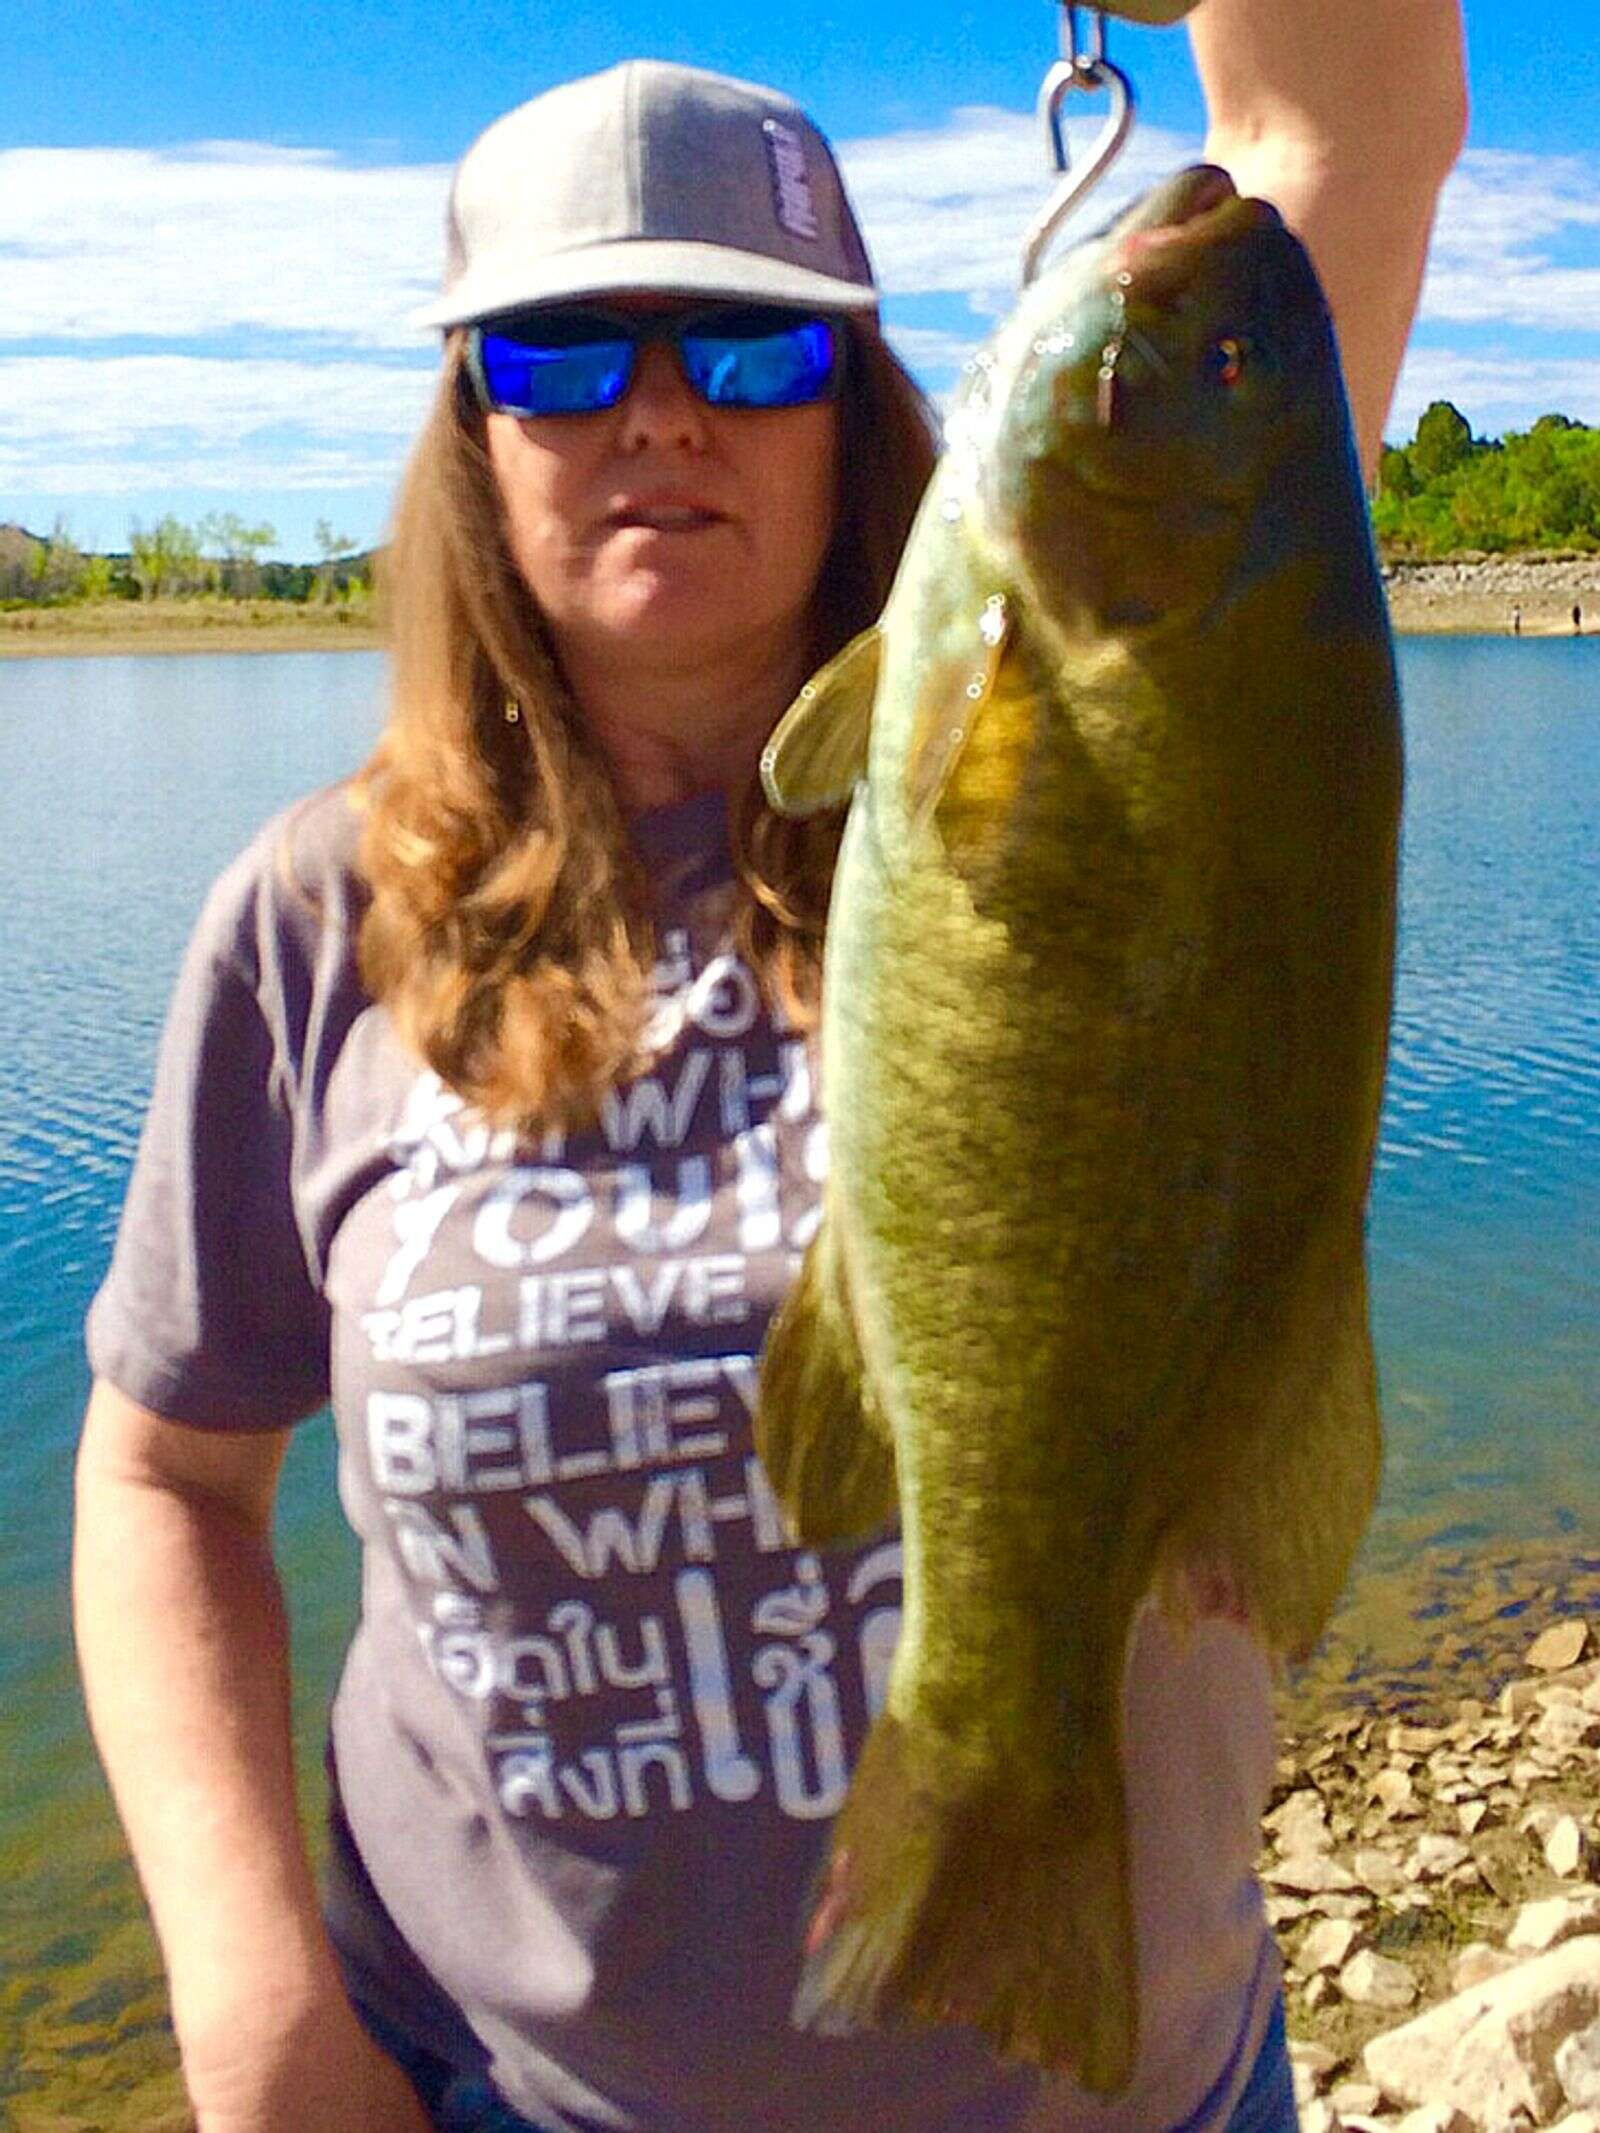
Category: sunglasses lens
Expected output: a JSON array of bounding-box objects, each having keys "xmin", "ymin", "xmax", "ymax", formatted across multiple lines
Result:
[
  {"xmin": 477, "ymin": 328, "xmax": 633, "ymax": 415},
  {"xmin": 473, "ymin": 311, "xmax": 839, "ymax": 415},
  {"xmin": 682, "ymin": 317, "xmax": 837, "ymax": 407}
]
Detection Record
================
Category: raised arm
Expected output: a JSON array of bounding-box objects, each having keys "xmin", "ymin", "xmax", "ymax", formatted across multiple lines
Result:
[{"xmin": 1188, "ymin": 0, "xmax": 1468, "ymax": 483}]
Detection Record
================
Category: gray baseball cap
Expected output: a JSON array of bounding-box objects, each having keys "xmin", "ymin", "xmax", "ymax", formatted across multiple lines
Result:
[{"xmin": 416, "ymin": 60, "xmax": 880, "ymax": 331}]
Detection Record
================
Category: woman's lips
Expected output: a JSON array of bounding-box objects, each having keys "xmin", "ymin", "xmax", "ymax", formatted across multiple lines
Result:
[{"xmin": 605, "ymin": 500, "xmax": 727, "ymax": 532}]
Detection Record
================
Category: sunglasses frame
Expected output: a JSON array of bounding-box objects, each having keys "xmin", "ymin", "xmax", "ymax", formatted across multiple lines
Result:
[{"xmin": 464, "ymin": 302, "xmax": 846, "ymax": 418}]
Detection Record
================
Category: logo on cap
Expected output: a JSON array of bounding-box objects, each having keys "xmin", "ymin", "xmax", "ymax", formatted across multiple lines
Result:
[{"xmin": 762, "ymin": 118, "xmax": 821, "ymax": 242}]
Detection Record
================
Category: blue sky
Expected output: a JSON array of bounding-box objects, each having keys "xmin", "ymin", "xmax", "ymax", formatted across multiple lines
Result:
[{"xmin": 2, "ymin": 0, "xmax": 1596, "ymax": 560}]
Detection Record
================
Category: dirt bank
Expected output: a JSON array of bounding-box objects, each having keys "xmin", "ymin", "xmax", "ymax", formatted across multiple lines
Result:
[
  {"xmin": 1384, "ymin": 553, "xmax": 1600, "ymax": 638},
  {"xmin": 0, "ymin": 599, "xmax": 382, "ymax": 658},
  {"xmin": 5, "ymin": 557, "xmax": 1600, "ymax": 660}
]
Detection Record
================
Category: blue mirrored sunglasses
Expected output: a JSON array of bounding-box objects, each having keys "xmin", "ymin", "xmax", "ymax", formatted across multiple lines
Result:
[{"xmin": 467, "ymin": 304, "xmax": 842, "ymax": 417}]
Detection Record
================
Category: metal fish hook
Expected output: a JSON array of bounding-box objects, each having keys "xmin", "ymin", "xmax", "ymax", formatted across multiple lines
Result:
[{"xmin": 1021, "ymin": 5, "xmax": 1136, "ymax": 286}]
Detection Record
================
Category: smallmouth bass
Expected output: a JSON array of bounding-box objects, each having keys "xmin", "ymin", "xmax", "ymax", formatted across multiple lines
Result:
[{"xmin": 756, "ymin": 166, "xmax": 1403, "ymax": 2093}]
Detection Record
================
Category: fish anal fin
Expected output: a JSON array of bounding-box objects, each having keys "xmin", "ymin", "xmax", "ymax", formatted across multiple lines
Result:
[
  {"xmin": 1154, "ymin": 1237, "xmax": 1381, "ymax": 1665},
  {"xmin": 761, "ymin": 628, "xmax": 882, "ymax": 817},
  {"xmin": 754, "ymin": 1215, "xmax": 897, "ymax": 1546}
]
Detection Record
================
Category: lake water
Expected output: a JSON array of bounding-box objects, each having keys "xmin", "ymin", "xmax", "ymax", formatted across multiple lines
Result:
[{"xmin": 1, "ymin": 640, "xmax": 1597, "ymax": 2122}]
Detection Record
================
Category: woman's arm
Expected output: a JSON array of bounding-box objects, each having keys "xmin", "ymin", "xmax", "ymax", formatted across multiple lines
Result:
[
  {"xmin": 1188, "ymin": 0, "xmax": 1469, "ymax": 482},
  {"xmin": 73, "ymin": 1379, "xmax": 431, "ymax": 2133}
]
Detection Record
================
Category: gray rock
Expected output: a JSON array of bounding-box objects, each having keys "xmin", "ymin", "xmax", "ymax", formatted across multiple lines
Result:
[
  {"xmin": 1343, "ymin": 1949, "xmax": 1420, "ymax": 2010},
  {"xmin": 1269, "ymin": 1787, "xmax": 1335, "ymax": 1853},
  {"xmin": 1409, "ymin": 1834, "xmax": 1474, "ymax": 1881},
  {"xmin": 1293, "ymin": 2058, "xmax": 1327, "ymax": 2110},
  {"xmin": 1299, "ymin": 2102, "xmax": 1342, "ymax": 2133},
  {"xmin": 1309, "ymin": 1891, "xmax": 1377, "ymax": 1920},
  {"xmin": 1557, "ymin": 2019, "xmax": 1600, "ymax": 2110},
  {"xmin": 1393, "ymin": 1723, "xmax": 1454, "ymax": 1754},
  {"xmin": 1394, "ymin": 2108, "xmax": 1477, "ymax": 2133},
  {"xmin": 1288, "ymin": 2039, "xmax": 1341, "ymax": 2084},
  {"xmin": 1455, "ymin": 1943, "xmax": 1521, "ymax": 1991},
  {"xmin": 1548, "ymin": 1818, "xmax": 1591, "ymax": 1879},
  {"xmin": 1363, "ymin": 1934, "xmax": 1600, "ymax": 2126},
  {"xmin": 1508, "ymin": 1896, "xmax": 1600, "ymax": 1957},
  {"xmin": 1331, "ymin": 2080, "xmax": 1383, "ymax": 2116},
  {"xmin": 1399, "ymin": 2098, "xmax": 1484, "ymax": 2133},
  {"xmin": 1528, "ymin": 1621, "xmax": 1590, "ymax": 1673},
  {"xmin": 1298, "ymin": 1919, "xmax": 1364, "ymax": 1976},
  {"xmin": 1356, "ymin": 1846, "xmax": 1411, "ymax": 1895},
  {"xmin": 1373, "ymin": 1768, "xmax": 1421, "ymax": 1815},
  {"xmin": 1535, "ymin": 1706, "xmax": 1600, "ymax": 1755},
  {"xmin": 1504, "ymin": 1679, "xmax": 1548, "ymax": 1723},
  {"xmin": 1266, "ymin": 1851, "xmax": 1359, "ymax": 1894},
  {"xmin": 1522, "ymin": 1804, "xmax": 1568, "ymax": 1843}
]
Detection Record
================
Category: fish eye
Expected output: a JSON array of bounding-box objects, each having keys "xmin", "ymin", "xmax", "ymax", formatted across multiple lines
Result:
[{"xmin": 1205, "ymin": 335, "xmax": 1250, "ymax": 389}]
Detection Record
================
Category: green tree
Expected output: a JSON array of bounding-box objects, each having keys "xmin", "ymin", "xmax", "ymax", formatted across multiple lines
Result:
[
  {"xmin": 1373, "ymin": 407, "xmax": 1600, "ymax": 557},
  {"xmin": 22, "ymin": 515, "xmax": 91, "ymax": 601},
  {"xmin": 1377, "ymin": 445, "xmax": 1417, "ymax": 499},
  {"xmin": 198, "ymin": 511, "xmax": 278, "ymax": 597},
  {"xmin": 80, "ymin": 553, "xmax": 115, "ymax": 600},
  {"xmin": 128, "ymin": 515, "xmax": 203, "ymax": 600},
  {"xmin": 1409, "ymin": 400, "xmax": 1476, "ymax": 483},
  {"xmin": 311, "ymin": 518, "xmax": 359, "ymax": 604}
]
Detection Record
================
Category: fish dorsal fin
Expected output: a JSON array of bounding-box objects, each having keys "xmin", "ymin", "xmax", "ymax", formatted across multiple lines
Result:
[
  {"xmin": 906, "ymin": 593, "xmax": 1015, "ymax": 833},
  {"xmin": 761, "ymin": 627, "xmax": 883, "ymax": 817}
]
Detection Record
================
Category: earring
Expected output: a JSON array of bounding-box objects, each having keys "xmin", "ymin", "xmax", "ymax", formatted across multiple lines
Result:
[{"xmin": 504, "ymin": 697, "xmax": 521, "ymax": 724}]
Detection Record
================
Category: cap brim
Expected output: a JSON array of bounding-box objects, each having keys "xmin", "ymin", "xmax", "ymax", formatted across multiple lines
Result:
[{"xmin": 413, "ymin": 238, "xmax": 880, "ymax": 332}]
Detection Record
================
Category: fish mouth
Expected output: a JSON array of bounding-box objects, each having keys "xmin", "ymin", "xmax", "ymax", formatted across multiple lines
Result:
[{"xmin": 1109, "ymin": 168, "xmax": 1283, "ymax": 302}]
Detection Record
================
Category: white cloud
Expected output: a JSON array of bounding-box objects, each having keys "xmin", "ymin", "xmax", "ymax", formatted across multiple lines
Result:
[
  {"xmin": 842, "ymin": 107, "xmax": 1202, "ymax": 306},
  {"xmin": 1423, "ymin": 149, "xmax": 1600, "ymax": 333},
  {"xmin": 1392, "ymin": 347, "xmax": 1600, "ymax": 434},
  {"xmin": 0, "ymin": 355, "xmax": 437, "ymax": 494},
  {"xmin": 4, "ymin": 119, "xmax": 1600, "ymax": 506},
  {"xmin": 0, "ymin": 114, "xmax": 1201, "ymax": 362},
  {"xmin": 0, "ymin": 144, "xmax": 447, "ymax": 347}
]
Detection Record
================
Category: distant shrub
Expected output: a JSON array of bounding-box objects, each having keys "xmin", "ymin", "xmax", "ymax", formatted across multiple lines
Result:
[{"xmin": 1375, "ymin": 404, "xmax": 1600, "ymax": 557}]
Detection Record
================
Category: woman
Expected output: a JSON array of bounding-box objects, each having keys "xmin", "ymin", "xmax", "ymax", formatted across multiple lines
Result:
[{"xmin": 74, "ymin": 15, "xmax": 1466, "ymax": 2133}]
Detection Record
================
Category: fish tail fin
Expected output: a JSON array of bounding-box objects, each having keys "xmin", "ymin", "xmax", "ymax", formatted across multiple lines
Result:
[
  {"xmin": 1156, "ymin": 1240, "xmax": 1382, "ymax": 1664},
  {"xmin": 793, "ymin": 1713, "xmax": 1138, "ymax": 2094},
  {"xmin": 754, "ymin": 1216, "xmax": 898, "ymax": 1545}
]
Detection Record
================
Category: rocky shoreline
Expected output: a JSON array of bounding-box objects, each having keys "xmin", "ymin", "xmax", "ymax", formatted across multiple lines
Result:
[
  {"xmin": 2, "ymin": 557, "xmax": 1599, "ymax": 660},
  {"xmin": 1272, "ymin": 1604, "xmax": 1600, "ymax": 2132},
  {"xmin": 1383, "ymin": 553, "xmax": 1600, "ymax": 637}
]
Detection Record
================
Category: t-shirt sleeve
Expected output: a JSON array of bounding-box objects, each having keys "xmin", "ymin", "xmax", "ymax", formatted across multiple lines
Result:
[{"xmin": 85, "ymin": 838, "xmax": 332, "ymax": 1429}]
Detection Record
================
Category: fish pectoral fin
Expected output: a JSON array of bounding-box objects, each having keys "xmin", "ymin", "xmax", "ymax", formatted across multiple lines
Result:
[
  {"xmin": 760, "ymin": 627, "xmax": 883, "ymax": 817},
  {"xmin": 908, "ymin": 597, "xmax": 1040, "ymax": 866},
  {"xmin": 754, "ymin": 1215, "xmax": 898, "ymax": 1545}
]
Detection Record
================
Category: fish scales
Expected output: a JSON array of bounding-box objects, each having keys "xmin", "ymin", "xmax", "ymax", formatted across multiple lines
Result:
[{"xmin": 757, "ymin": 165, "xmax": 1402, "ymax": 2095}]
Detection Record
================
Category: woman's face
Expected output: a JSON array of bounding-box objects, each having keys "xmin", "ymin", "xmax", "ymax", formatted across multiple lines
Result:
[{"xmin": 483, "ymin": 296, "xmax": 842, "ymax": 685}]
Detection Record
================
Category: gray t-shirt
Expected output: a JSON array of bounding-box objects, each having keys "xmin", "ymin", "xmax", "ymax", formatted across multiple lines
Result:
[{"xmin": 87, "ymin": 781, "xmax": 1281, "ymax": 2133}]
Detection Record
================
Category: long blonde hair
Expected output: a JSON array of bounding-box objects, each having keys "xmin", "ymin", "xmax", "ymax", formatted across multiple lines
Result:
[{"xmin": 352, "ymin": 326, "xmax": 939, "ymax": 1132}]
